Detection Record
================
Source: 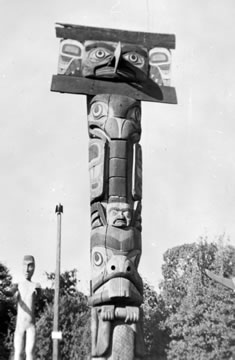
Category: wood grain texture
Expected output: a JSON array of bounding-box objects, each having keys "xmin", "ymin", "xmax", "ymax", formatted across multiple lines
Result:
[
  {"xmin": 109, "ymin": 177, "xmax": 127, "ymax": 197},
  {"xmin": 109, "ymin": 141, "xmax": 128, "ymax": 159},
  {"xmin": 109, "ymin": 158, "xmax": 127, "ymax": 177},
  {"xmin": 55, "ymin": 23, "xmax": 176, "ymax": 49},
  {"xmin": 51, "ymin": 75, "xmax": 177, "ymax": 104}
]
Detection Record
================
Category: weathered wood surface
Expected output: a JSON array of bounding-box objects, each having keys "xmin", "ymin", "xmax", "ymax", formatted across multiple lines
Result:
[
  {"xmin": 88, "ymin": 94, "xmax": 145, "ymax": 358},
  {"xmin": 55, "ymin": 23, "xmax": 176, "ymax": 49},
  {"xmin": 51, "ymin": 75, "xmax": 177, "ymax": 104}
]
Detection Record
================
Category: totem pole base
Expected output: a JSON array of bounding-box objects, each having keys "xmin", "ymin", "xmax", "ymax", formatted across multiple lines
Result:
[{"xmin": 91, "ymin": 306, "xmax": 145, "ymax": 359}]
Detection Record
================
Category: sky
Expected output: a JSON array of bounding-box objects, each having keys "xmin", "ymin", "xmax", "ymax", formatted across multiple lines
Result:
[{"xmin": 1, "ymin": 0, "xmax": 235, "ymax": 293}]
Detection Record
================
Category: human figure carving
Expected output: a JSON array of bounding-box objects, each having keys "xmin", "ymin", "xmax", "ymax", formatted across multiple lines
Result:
[
  {"xmin": 0, "ymin": 255, "xmax": 40, "ymax": 360},
  {"xmin": 107, "ymin": 202, "xmax": 132, "ymax": 228}
]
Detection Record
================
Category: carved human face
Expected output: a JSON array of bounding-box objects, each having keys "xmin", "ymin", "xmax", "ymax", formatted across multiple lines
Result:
[
  {"xmin": 23, "ymin": 257, "xmax": 35, "ymax": 280},
  {"xmin": 107, "ymin": 202, "xmax": 132, "ymax": 228}
]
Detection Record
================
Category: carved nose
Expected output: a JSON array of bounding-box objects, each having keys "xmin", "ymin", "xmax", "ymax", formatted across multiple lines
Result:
[
  {"xmin": 105, "ymin": 118, "xmax": 126, "ymax": 138},
  {"xmin": 107, "ymin": 256, "xmax": 134, "ymax": 275},
  {"xmin": 117, "ymin": 212, "xmax": 125, "ymax": 219}
]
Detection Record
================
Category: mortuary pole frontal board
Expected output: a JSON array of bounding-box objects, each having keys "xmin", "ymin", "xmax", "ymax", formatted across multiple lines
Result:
[{"xmin": 51, "ymin": 23, "xmax": 177, "ymax": 359}]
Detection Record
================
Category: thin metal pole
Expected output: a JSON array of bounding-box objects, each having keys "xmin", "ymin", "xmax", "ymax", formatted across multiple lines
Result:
[{"xmin": 52, "ymin": 203, "xmax": 63, "ymax": 360}]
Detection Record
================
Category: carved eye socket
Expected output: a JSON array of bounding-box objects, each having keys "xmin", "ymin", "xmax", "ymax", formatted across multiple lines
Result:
[
  {"xmin": 110, "ymin": 209, "xmax": 118, "ymax": 217},
  {"xmin": 92, "ymin": 103, "xmax": 104, "ymax": 119},
  {"xmin": 123, "ymin": 210, "xmax": 132, "ymax": 220},
  {"xmin": 134, "ymin": 108, "xmax": 141, "ymax": 121},
  {"xmin": 127, "ymin": 107, "xmax": 141, "ymax": 122},
  {"xmin": 123, "ymin": 52, "xmax": 145, "ymax": 68},
  {"xmin": 93, "ymin": 252, "xmax": 103, "ymax": 266},
  {"xmin": 89, "ymin": 47, "xmax": 112, "ymax": 62},
  {"xmin": 96, "ymin": 49, "xmax": 107, "ymax": 58}
]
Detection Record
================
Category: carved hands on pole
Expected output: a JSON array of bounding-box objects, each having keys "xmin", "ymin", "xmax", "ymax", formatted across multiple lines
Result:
[
  {"xmin": 92, "ymin": 306, "xmax": 145, "ymax": 358},
  {"xmin": 101, "ymin": 305, "xmax": 139, "ymax": 323}
]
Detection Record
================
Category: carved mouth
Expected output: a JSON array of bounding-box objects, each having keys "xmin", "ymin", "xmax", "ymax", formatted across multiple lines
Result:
[
  {"xmin": 92, "ymin": 271, "xmax": 143, "ymax": 295},
  {"xmin": 113, "ymin": 219, "xmax": 127, "ymax": 227},
  {"xmin": 89, "ymin": 276, "xmax": 143, "ymax": 307},
  {"xmin": 95, "ymin": 66, "xmax": 135, "ymax": 80}
]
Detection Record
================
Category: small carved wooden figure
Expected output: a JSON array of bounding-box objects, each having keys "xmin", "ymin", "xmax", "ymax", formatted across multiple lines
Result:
[{"xmin": 0, "ymin": 255, "xmax": 40, "ymax": 360}]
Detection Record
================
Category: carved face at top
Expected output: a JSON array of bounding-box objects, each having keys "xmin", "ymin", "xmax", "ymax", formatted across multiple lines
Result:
[
  {"xmin": 57, "ymin": 39, "xmax": 172, "ymax": 87},
  {"xmin": 22, "ymin": 256, "xmax": 35, "ymax": 280},
  {"xmin": 82, "ymin": 40, "xmax": 148, "ymax": 83}
]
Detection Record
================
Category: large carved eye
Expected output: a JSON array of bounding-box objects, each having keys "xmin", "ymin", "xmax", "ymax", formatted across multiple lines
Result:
[
  {"xmin": 92, "ymin": 104, "xmax": 103, "ymax": 117},
  {"xmin": 123, "ymin": 52, "xmax": 145, "ymax": 68},
  {"xmin": 109, "ymin": 209, "xmax": 118, "ymax": 217},
  {"xmin": 90, "ymin": 102, "xmax": 108, "ymax": 120},
  {"xmin": 93, "ymin": 252, "xmax": 103, "ymax": 266},
  {"xmin": 89, "ymin": 48, "xmax": 112, "ymax": 62}
]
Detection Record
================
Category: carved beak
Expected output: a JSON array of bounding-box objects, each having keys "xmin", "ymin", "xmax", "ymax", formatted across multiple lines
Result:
[{"xmin": 112, "ymin": 41, "xmax": 122, "ymax": 73}]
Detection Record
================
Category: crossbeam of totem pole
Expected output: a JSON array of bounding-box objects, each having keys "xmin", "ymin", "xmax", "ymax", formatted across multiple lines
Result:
[{"xmin": 51, "ymin": 23, "xmax": 177, "ymax": 359}]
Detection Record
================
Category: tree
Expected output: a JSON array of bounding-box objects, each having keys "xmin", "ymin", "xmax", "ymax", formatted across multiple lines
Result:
[
  {"xmin": 35, "ymin": 269, "xmax": 91, "ymax": 360},
  {"xmin": 160, "ymin": 237, "xmax": 235, "ymax": 360},
  {"xmin": 0, "ymin": 262, "xmax": 16, "ymax": 360},
  {"xmin": 142, "ymin": 280, "xmax": 169, "ymax": 359}
]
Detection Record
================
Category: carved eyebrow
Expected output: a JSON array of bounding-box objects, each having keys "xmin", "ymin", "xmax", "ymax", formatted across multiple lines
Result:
[
  {"xmin": 121, "ymin": 45, "xmax": 147, "ymax": 57},
  {"xmin": 23, "ymin": 261, "xmax": 34, "ymax": 266},
  {"xmin": 109, "ymin": 207, "xmax": 130, "ymax": 212},
  {"xmin": 85, "ymin": 42, "xmax": 115, "ymax": 52},
  {"xmin": 109, "ymin": 207, "xmax": 121, "ymax": 211}
]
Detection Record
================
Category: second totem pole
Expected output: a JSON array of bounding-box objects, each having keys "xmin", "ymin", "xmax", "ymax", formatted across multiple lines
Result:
[{"xmin": 51, "ymin": 23, "xmax": 177, "ymax": 359}]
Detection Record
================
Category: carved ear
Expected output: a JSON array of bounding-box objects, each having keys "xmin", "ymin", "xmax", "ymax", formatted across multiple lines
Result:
[
  {"xmin": 97, "ymin": 202, "xmax": 107, "ymax": 225},
  {"xmin": 131, "ymin": 201, "xmax": 142, "ymax": 231},
  {"xmin": 91, "ymin": 202, "xmax": 107, "ymax": 228}
]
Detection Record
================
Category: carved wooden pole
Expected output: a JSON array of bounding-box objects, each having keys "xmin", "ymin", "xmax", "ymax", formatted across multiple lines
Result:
[
  {"xmin": 87, "ymin": 93, "xmax": 144, "ymax": 358},
  {"xmin": 52, "ymin": 203, "xmax": 63, "ymax": 360},
  {"xmin": 51, "ymin": 23, "xmax": 177, "ymax": 359}
]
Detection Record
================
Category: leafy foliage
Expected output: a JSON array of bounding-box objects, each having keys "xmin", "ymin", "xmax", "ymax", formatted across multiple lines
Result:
[
  {"xmin": 1, "ymin": 236, "xmax": 235, "ymax": 360},
  {"xmin": 35, "ymin": 269, "xmax": 91, "ymax": 360},
  {"xmin": 142, "ymin": 280, "xmax": 169, "ymax": 359},
  {"xmin": 0, "ymin": 263, "xmax": 16, "ymax": 360},
  {"xmin": 160, "ymin": 237, "xmax": 235, "ymax": 360}
]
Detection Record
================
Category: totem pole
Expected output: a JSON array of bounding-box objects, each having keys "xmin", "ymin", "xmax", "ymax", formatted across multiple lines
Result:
[{"xmin": 51, "ymin": 23, "xmax": 177, "ymax": 359}]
